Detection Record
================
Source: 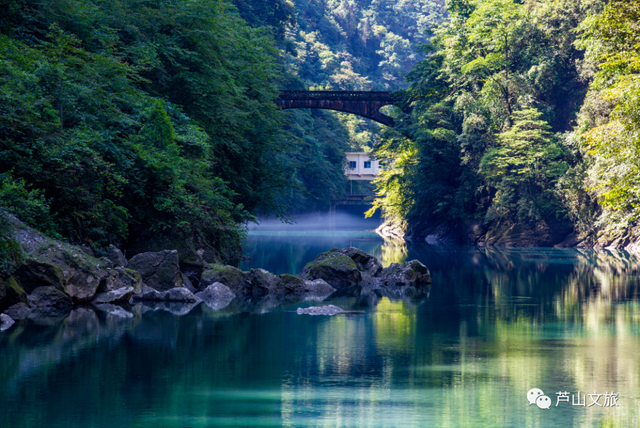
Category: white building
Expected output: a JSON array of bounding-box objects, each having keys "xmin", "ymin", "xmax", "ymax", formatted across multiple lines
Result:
[{"xmin": 345, "ymin": 152, "xmax": 382, "ymax": 180}]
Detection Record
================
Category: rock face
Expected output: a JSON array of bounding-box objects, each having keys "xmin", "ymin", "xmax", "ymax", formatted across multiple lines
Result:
[
  {"xmin": 0, "ymin": 313, "xmax": 15, "ymax": 331},
  {"xmin": 195, "ymin": 282, "xmax": 235, "ymax": 310},
  {"xmin": 296, "ymin": 305, "xmax": 344, "ymax": 315},
  {"xmin": 128, "ymin": 250, "xmax": 183, "ymax": 291},
  {"xmin": 299, "ymin": 249, "xmax": 362, "ymax": 289}
]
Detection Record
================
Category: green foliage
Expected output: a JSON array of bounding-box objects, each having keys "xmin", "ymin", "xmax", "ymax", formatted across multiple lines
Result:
[
  {"xmin": 480, "ymin": 109, "xmax": 569, "ymax": 222},
  {"xmin": 0, "ymin": 172, "xmax": 59, "ymax": 237},
  {"xmin": 573, "ymin": 0, "xmax": 640, "ymax": 232},
  {"xmin": 0, "ymin": 0, "xmax": 294, "ymax": 261},
  {"xmin": 369, "ymin": 0, "xmax": 588, "ymax": 234}
]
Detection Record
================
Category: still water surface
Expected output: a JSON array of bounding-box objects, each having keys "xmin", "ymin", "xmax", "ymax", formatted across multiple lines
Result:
[{"xmin": 2, "ymin": 225, "xmax": 640, "ymax": 427}]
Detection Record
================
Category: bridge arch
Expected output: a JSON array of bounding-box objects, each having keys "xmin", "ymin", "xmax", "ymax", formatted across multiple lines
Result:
[{"xmin": 276, "ymin": 91, "xmax": 397, "ymax": 126}]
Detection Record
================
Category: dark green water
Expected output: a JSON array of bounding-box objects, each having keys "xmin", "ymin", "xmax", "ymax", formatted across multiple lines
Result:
[{"xmin": 2, "ymin": 231, "xmax": 640, "ymax": 427}]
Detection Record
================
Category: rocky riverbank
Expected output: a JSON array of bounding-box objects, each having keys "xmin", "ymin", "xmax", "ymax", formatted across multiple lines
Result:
[
  {"xmin": 376, "ymin": 217, "xmax": 640, "ymax": 250},
  {"xmin": 0, "ymin": 215, "xmax": 431, "ymax": 327}
]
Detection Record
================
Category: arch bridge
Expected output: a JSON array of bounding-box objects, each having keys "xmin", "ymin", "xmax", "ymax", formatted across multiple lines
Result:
[{"xmin": 276, "ymin": 91, "xmax": 398, "ymax": 126}]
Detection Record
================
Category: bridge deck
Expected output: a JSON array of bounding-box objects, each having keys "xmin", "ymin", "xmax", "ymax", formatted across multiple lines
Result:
[{"xmin": 276, "ymin": 90, "xmax": 396, "ymax": 126}]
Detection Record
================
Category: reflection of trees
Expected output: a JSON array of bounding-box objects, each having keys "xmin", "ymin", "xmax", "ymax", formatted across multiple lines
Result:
[
  {"xmin": 380, "ymin": 240, "xmax": 408, "ymax": 267},
  {"xmin": 3, "ymin": 248, "xmax": 640, "ymax": 426}
]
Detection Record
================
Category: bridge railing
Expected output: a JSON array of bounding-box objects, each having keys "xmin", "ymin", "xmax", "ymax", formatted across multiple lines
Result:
[{"xmin": 278, "ymin": 90, "xmax": 396, "ymax": 102}]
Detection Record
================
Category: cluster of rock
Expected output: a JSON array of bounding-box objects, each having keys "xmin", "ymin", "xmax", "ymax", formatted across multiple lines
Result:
[{"xmin": 1, "ymin": 217, "xmax": 432, "ymax": 327}]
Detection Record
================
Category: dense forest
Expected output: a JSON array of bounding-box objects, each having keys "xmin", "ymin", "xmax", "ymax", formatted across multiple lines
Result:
[
  {"xmin": 1, "ymin": 0, "xmax": 639, "ymax": 269},
  {"xmin": 369, "ymin": 0, "xmax": 640, "ymax": 247}
]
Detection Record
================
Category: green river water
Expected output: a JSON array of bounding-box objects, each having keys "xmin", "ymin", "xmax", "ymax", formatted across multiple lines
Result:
[{"xmin": 1, "ymin": 225, "xmax": 640, "ymax": 427}]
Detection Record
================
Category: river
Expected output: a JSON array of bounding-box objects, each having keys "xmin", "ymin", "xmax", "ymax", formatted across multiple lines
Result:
[{"xmin": 1, "ymin": 212, "xmax": 639, "ymax": 427}]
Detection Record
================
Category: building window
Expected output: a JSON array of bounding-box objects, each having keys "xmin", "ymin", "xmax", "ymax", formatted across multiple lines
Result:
[
  {"xmin": 364, "ymin": 161, "xmax": 371, "ymax": 168},
  {"xmin": 349, "ymin": 161, "xmax": 357, "ymax": 169}
]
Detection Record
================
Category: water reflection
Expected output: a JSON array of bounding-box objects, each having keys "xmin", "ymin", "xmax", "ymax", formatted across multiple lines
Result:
[{"xmin": 2, "ymin": 245, "xmax": 640, "ymax": 426}]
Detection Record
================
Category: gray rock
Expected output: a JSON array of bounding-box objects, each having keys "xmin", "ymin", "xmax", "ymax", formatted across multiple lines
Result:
[
  {"xmin": 64, "ymin": 266, "xmax": 108, "ymax": 303},
  {"xmin": 296, "ymin": 305, "xmax": 344, "ymax": 316},
  {"xmin": 94, "ymin": 303, "xmax": 134, "ymax": 319},
  {"xmin": 107, "ymin": 244, "xmax": 128, "ymax": 267},
  {"xmin": 246, "ymin": 268, "xmax": 281, "ymax": 298},
  {"xmin": 100, "ymin": 267, "xmax": 142, "ymax": 294},
  {"xmin": 339, "ymin": 247, "xmax": 383, "ymax": 277},
  {"xmin": 200, "ymin": 264, "xmax": 246, "ymax": 295},
  {"xmin": 93, "ymin": 286, "xmax": 134, "ymax": 304},
  {"xmin": 301, "ymin": 279, "xmax": 336, "ymax": 300},
  {"xmin": 0, "ymin": 313, "xmax": 15, "ymax": 331},
  {"xmin": 27, "ymin": 286, "xmax": 73, "ymax": 319},
  {"xmin": 377, "ymin": 259, "xmax": 431, "ymax": 287},
  {"xmin": 299, "ymin": 249, "xmax": 362, "ymax": 289},
  {"xmin": 29, "ymin": 286, "xmax": 73, "ymax": 308},
  {"xmin": 128, "ymin": 250, "xmax": 183, "ymax": 291},
  {"xmin": 195, "ymin": 282, "xmax": 235, "ymax": 310},
  {"xmin": 5, "ymin": 302, "xmax": 31, "ymax": 320}
]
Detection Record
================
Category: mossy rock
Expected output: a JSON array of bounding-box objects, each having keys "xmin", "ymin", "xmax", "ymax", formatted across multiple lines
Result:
[
  {"xmin": 201, "ymin": 264, "xmax": 247, "ymax": 295},
  {"xmin": 0, "ymin": 235, "xmax": 24, "ymax": 277},
  {"xmin": 299, "ymin": 249, "xmax": 361, "ymax": 289},
  {"xmin": 0, "ymin": 275, "xmax": 27, "ymax": 312},
  {"xmin": 14, "ymin": 259, "xmax": 65, "ymax": 294}
]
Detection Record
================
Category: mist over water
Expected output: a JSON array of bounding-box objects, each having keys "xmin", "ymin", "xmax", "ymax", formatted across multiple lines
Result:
[{"xmin": 249, "ymin": 206, "xmax": 383, "ymax": 233}]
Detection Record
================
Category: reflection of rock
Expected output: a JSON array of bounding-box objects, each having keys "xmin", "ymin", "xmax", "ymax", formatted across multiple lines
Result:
[
  {"xmin": 297, "ymin": 305, "xmax": 344, "ymax": 315},
  {"xmin": 128, "ymin": 250, "xmax": 183, "ymax": 291},
  {"xmin": 0, "ymin": 313, "xmax": 15, "ymax": 331},
  {"xmin": 132, "ymin": 286, "xmax": 201, "ymax": 302},
  {"xmin": 94, "ymin": 303, "xmax": 134, "ymax": 319},
  {"xmin": 64, "ymin": 307, "xmax": 100, "ymax": 338},
  {"xmin": 137, "ymin": 300, "xmax": 201, "ymax": 316},
  {"xmin": 195, "ymin": 283, "xmax": 235, "ymax": 310}
]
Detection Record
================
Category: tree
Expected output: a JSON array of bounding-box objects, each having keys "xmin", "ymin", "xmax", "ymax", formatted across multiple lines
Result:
[{"xmin": 480, "ymin": 108, "xmax": 568, "ymax": 222}]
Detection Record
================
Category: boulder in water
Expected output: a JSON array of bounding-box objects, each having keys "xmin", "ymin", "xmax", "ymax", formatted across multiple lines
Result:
[
  {"xmin": 299, "ymin": 249, "xmax": 362, "ymax": 289},
  {"xmin": 128, "ymin": 250, "xmax": 183, "ymax": 292},
  {"xmin": 200, "ymin": 264, "xmax": 246, "ymax": 295},
  {"xmin": 296, "ymin": 305, "xmax": 344, "ymax": 315},
  {"xmin": 195, "ymin": 282, "xmax": 235, "ymax": 310}
]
